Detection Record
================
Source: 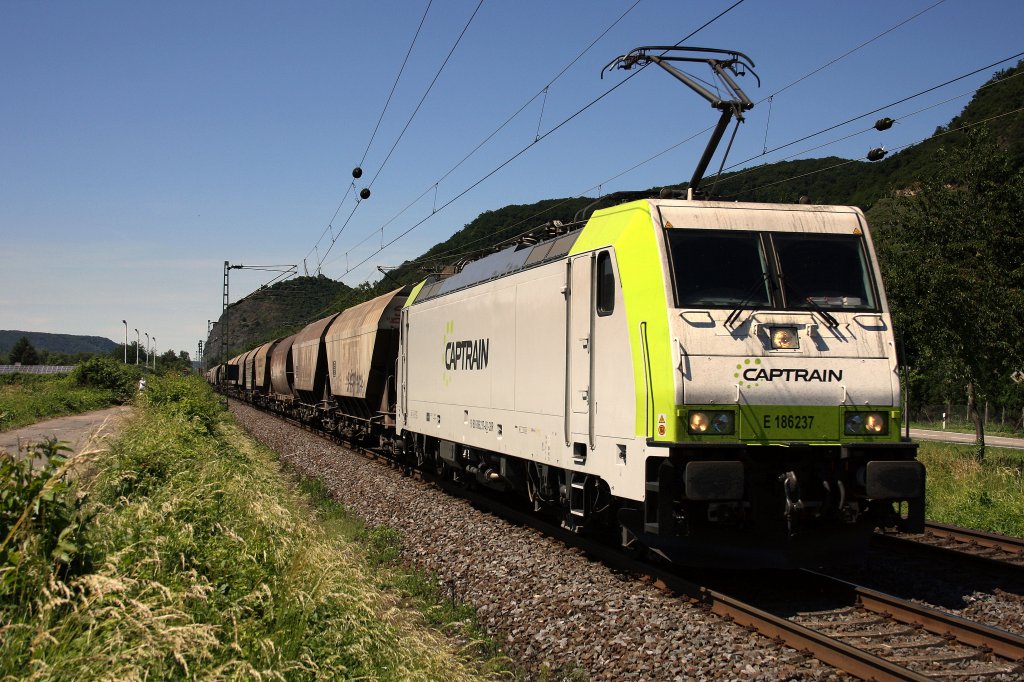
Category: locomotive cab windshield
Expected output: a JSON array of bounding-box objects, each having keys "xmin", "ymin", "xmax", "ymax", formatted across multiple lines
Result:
[{"xmin": 666, "ymin": 228, "xmax": 879, "ymax": 313}]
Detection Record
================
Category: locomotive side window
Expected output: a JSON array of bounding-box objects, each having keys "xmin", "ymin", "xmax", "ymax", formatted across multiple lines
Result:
[
  {"xmin": 596, "ymin": 251, "xmax": 615, "ymax": 315},
  {"xmin": 667, "ymin": 230, "xmax": 770, "ymax": 308},
  {"xmin": 773, "ymin": 234, "xmax": 877, "ymax": 310}
]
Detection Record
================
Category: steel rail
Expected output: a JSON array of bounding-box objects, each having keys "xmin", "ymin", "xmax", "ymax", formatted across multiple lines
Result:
[
  {"xmin": 872, "ymin": 522, "xmax": 1024, "ymax": 579},
  {"xmin": 801, "ymin": 569, "xmax": 1024, "ymax": 662},
  {"xmin": 923, "ymin": 521, "xmax": 1024, "ymax": 555},
  {"xmin": 695, "ymin": 589, "xmax": 932, "ymax": 682}
]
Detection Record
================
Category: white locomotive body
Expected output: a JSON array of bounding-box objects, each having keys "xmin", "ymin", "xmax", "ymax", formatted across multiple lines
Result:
[{"xmin": 396, "ymin": 198, "xmax": 923, "ymax": 566}]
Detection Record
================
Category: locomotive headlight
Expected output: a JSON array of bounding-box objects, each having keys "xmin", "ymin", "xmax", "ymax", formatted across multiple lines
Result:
[
  {"xmin": 845, "ymin": 411, "xmax": 888, "ymax": 435},
  {"xmin": 688, "ymin": 410, "xmax": 735, "ymax": 435},
  {"xmin": 770, "ymin": 326, "xmax": 799, "ymax": 350}
]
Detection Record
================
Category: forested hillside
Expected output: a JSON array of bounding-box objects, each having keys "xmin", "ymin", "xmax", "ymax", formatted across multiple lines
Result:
[
  {"xmin": 206, "ymin": 275, "xmax": 354, "ymax": 360},
  {"xmin": 0, "ymin": 331, "xmax": 116, "ymax": 356}
]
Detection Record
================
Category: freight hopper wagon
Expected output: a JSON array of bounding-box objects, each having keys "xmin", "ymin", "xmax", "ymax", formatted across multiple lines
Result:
[
  {"xmin": 275, "ymin": 288, "xmax": 410, "ymax": 441},
  {"xmin": 397, "ymin": 198, "xmax": 923, "ymax": 567}
]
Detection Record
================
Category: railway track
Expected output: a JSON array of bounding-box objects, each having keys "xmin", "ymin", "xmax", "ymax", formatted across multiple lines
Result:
[
  {"xmin": 734, "ymin": 570, "xmax": 1024, "ymax": 681},
  {"xmin": 873, "ymin": 522, "xmax": 1024, "ymax": 579},
  {"xmin": 233, "ymin": 398, "xmax": 1024, "ymax": 680},
  {"xmin": 442, "ymin": 474, "xmax": 1024, "ymax": 681}
]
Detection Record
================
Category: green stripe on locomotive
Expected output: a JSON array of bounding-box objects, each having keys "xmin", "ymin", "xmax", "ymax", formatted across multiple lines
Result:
[{"xmin": 568, "ymin": 200, "xmax": 680, "ymax": 441}]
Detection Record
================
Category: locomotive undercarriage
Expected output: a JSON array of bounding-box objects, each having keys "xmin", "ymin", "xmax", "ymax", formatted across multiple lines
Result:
[
  {"xmin": 617, "ymin": 443, "xmax": 925, "ymax": 567},
  {"xmin": 398, "ymin": 433, "xmax": 617, "ymax": 535},
  {"xmin": 227, "ymin": 387, "xmax": 923, "ymax": 568}
]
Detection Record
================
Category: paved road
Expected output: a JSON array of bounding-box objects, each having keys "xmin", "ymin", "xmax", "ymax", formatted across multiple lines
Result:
[
  {"xmin": 0, "ymin": 406, "xmax": 135, "ymax": 465},
  {"xmin": 910, "ymin": 428, "xmax": 1024, "ymax": 451}
]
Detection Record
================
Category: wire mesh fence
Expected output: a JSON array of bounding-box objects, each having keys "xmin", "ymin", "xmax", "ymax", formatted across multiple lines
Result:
[
  {"xmin": 911, "ymin": 403, "xmax": 1024, "ymax": 434},
  {"xmin": 0, "ymin": 365, "xmax": 75, "ymax": 375}
]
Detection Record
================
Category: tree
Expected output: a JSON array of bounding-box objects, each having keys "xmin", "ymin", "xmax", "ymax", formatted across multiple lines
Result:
[
  {"xmin": 155, "ymin": 349, "xmax": 192, "ymax": 375},
  {"xmin": 872, "ymin": 128, "xmax": 1024, "ymax": 459},
  {"xmin": 8, "ymin": 337, "xmax": 40, "ymax": 366}
]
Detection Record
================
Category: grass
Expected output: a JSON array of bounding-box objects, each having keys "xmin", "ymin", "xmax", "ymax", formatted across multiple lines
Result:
[
  {"xmin": 293, "ymin": 475, "xmax": 512, "ymax": 673},
  {"xmin": 1, "ymin": 374, "xmax": 510, "ymax": 680},
  {"xmin": 0, "ymin": 373, "xmax": 118, "ymax": 432},
  {"xmin": 918, "ymin": 440, "xmax": 1024, "ymax": 537}
]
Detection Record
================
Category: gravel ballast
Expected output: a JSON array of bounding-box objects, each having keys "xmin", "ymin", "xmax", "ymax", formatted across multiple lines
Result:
[{"xmin": 231, "ymin": 402, "xmax": 849, "ymax": 681}]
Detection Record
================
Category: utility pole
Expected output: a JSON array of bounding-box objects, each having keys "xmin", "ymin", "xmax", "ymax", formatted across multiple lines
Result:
[
  {"xmin": 198, "ymin": 340, "xmax": 203, "ymax": 373},
  {"xmin": 221, "ymin": 261, "xmax": 297, "ymax": 380},
  {"xmin": 222, "ymin": 261, "xmax": 230, "ymax": 376}
]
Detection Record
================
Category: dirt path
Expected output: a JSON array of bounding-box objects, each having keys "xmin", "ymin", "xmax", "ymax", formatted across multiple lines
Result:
[{"xmin": 0, "ymin": 406, "xmax": 135, "ymax": 465}]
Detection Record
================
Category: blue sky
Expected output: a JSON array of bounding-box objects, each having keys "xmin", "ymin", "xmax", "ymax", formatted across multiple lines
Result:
[{"xmin": 2, "ymin": 0, "xmax": 1022, "ymax": 359}]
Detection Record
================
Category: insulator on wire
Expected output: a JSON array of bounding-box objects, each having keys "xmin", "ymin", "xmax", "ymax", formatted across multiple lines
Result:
[
  {"xmin": 352, "ymin": 167, "xmax": 363, "ymax": 179},
  {"xmin": 874, "ymin": 117, "xmax": 895, "ymax": 131},
  {"xmin": 360, "ymin": 188, "xmax": 371, "ymax": 200},
  {"xmin": 867, "ymin": 147, "xmax": 887, "ymax": 162}
]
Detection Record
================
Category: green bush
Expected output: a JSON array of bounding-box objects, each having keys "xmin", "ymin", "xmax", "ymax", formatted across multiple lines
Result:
[
  {"xmin": 0, "ymin": 439, "xmax": 95, "ymax": 603},
  {"xmin": 71, "ymin": 357, "xmax": 139, "ymax": 403},
  {"xmin": 140, "ymin": 372, "xmax": 224, "ymax": 433}
]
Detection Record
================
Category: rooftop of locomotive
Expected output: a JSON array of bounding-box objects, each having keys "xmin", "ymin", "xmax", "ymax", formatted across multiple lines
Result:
[
  {"xmin": 413, "ymin": 223, "xmax": 585, "ymax": 304},
  {"xmin": 412, "ymin": 197, "xmax": 868, "ymax": 305}
]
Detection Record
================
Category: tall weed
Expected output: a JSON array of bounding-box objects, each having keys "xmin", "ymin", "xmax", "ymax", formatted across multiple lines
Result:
[
  {"xmin": 0, "ymin": 439, "xmax": 96, "ymax": 604},
  {"xmin": 1, "ymin": 375, "xmax": 499, "ymax": 680}
]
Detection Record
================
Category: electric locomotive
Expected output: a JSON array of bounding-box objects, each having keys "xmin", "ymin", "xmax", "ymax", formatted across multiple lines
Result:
[{"xmin": 395, "ymin": 197, "xmax": 922, "ymax": 567}]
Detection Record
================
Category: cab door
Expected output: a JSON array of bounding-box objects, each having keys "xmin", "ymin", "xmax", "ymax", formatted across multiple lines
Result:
[
  {"xmin": 567, "ymin": 253, "xmax": 595, "ymax": 449},
  {"xmin": 398, "ymin": 306, "xmax": 409, "ymax": 427}
]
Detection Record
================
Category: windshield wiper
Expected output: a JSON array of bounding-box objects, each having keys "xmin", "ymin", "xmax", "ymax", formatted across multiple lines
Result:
[
  {"xmin": 778, "ymin": 272, "xmax": 841, "ymax": 329},
  {"xmin": 803, "ymin": 296, "xmax": 840, "ymax": 329},
  {"xmin": 725, "ymin": 273, "xmax": 772, "ymax": 328}
]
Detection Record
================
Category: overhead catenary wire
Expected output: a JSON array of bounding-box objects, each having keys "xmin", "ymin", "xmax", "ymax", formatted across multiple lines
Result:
[
  {"xmin": 719, "ymin": 50, "xmax": 1024, "ymax": 175},
  {"xmin": 358, "ymin": 0, "xmax": 434, "ymax": 171},
  {"xmin": 720, "ymin": 106, "xmax": 1024, "ymax": 199},
  {"xmin": 715, "ymin": 67, "xmax": 1024, "ymax": 189},
  {"xmin": 294, "ymin": 93, "xmax": 1022, "ymax": 335},
  {"xmin": 303, "ymin": 0, "xmax": 434, "ymax": 266},
  {"xmin": 296, "ymin": 0, "xmax": 748, "ymax": 328},
  {"xmin": 764, "ymin": 0, "xmax": 948, "ymax": 103},
  {"xmin": 370, "ymin": 58, "xmax": 1024, "ymax": 275},
  {"xmin": 663, "ymin": 0, "xmax": 951, "ymax": 190},
  {"xmin": 311, "ymin": 0, "xmax": 478, "ymax": 272},
  {"xmin": 400, "ymin": 125, "xmax": 717, "ymax": 269},
  {"xmin": 334, "ymin": 15, "xmax": 1018, "ymax": 280},
  {"xmin": 324, "ymin": 0, "xmax": 648, "ymax": 270},
  {"xmin": 365, "ymin": 0, "xmax": 486, "ymax": 191},
  {"xmin": 364, "ymin": 89, "xmax": 1024, "ymax": 279},
  {"xmin": 324, "ymin": 0, "xmax": 750, "ymax": 280},
  {"xmin": 314, "ymin": 0, "xmax": 486, "ymax": 272}
]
